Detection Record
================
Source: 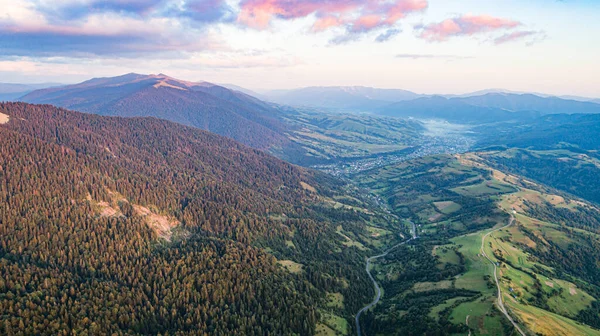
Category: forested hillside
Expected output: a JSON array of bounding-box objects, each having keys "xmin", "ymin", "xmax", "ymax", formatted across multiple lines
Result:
[
  {"xmin": 0, "ymin": 103, "xmax": 394, "ymax": 335},
  {"xmin": 473, "ymin": 114, "xmax": 600, "ymax": 205},
  {"xmin": 476, "ymin": 113, "xmax": 600, "ymax": 151}
]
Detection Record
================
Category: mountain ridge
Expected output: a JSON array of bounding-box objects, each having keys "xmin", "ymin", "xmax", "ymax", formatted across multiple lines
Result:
[
  {"xmin": 264, "ymin": 86, "xmax": 422, "ymax": 111},
  {"xmin": 20, "ymin": 73, "xmax": 289, "ymax": 149},
  {"xmin": 377, "ymin": 93, "xmax": 600, "ymax": 123}
]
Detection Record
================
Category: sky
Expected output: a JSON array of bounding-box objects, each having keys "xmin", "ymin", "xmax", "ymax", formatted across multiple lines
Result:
[{"xmin": 0, "ymin": 0, "xmax": 599, "ymax": 97}]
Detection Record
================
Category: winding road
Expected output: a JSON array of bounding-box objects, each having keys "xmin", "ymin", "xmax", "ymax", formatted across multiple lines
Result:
[
  {"xmin": 355, "ymin": 215, "xmax": 527, "ymax": 336},
  {"xmin": 480, "ymin": 215, "xmax": 526, "ymax": 336},
  {"xmin": 355, "ymin": 222, "xmax": 417, "ymax": 336}
]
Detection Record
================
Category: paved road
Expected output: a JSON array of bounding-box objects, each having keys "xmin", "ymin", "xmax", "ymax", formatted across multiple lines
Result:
[
  {"xmin": 355, "ymin": 222, "xmax": 417, "ymax": 336},
  {"xmin": 480, "ymin": 215, "xmax": 526, "ymax": 336}
]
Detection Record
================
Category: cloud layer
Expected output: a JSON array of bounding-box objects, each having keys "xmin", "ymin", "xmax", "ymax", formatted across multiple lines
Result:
[
  {"xmin": 0, "ymin": 1, "xmax": 544, "ymax": 59},
  {"xmin": 417, "ymin": 14, "xmax": 521, "ymax": 42},
  {"xmin": 494, "ymin": 30, "xmax": 545, "ymax": 45},
  {"xmin": 0, "ymin": 0, "xmax": 232, "ymax": 57},
  {"xmin": 238, "ymin": 0, "xmax": 428, "ymax": 40}
]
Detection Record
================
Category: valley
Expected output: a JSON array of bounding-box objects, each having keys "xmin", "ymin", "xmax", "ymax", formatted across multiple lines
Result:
[
  {"xmin": 355, "ymin": 227, "xmax": 416, "ymax": 336},
  {"xmin": 304, "ymin": 118, "xmax": 475, "ymax": 177},
  {"xmin": 1, "ymin": 0, "xmax": 599, "ymax": 334},
  {"xmin": 2, "ymin": 76, "xmax": 600, "ymax": 336},
  {"xmin": 345, "ymin": 153, "xmax": 600, "ymax": 335}
]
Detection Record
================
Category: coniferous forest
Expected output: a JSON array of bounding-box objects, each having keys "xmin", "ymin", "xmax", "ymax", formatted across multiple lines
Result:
[{"xmin": 0, "ymin": 102, "xmax": 381, "ymax": 335}]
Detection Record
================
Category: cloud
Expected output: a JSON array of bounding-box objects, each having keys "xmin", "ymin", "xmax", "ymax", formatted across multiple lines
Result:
[
  {"xmin": 312, "ymin": 15, "xmax": 345, "ymax": 32},
  {"xmin": 0, "ymin": 59, "xmax": 39, "ymax": 73},
  {"xmin": 167, "ymin": 0, "xmax": 236, "ymax": 25},
  {"xmin": 328, "ymin": 33, "xmax": 361, "ymax": 45},
  {"xmin": 417, "ymin": 14, "xmax": 521, "ymax": 42},
  {"xmin": 375, "ymin": 28, "xmax": 401, "ymax": 42},
  {"xmin": 238, "ymin": 0, "xmax": 428, "ymax": 39},
  {"xmin": 0, "ymin": 0, "xmax": 233, "ymax": 57},
  {"xmin": 494, "ymin": 30, "xmax": 545, "ymax": 45},
  {"xmin": 31, "ymin": 0, "xmax": 165, "ymax": 21}
]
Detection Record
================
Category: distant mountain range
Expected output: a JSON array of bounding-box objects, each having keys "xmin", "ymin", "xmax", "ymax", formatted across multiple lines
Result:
[
  {"xmin": 446, "ymin": 88, "xmax": 599, "ymax": 102},
  {"xmin": 456, "ymin": 93, "xmax": 600, "ymax": 114},
  {"xmin": 219, "ymin": 83, "xmax": 267, "ymax": 100},
  {"xmin": 262, "ymin": 86, "xmax": 600, "ymax": 116},
  {"xmin": 0, "ymin": 82, "xmax": 61, "ymax": 101},
  {"xmin": 376, "ymin": 95, "xmax": 539, "ymax": 123},
  {"xmin": 16, "ymin": 75, "xmax": 600, "ymax": 139},
  {"xmin": 377, "ymin": 93, "xmax": 600, "ymax": 123},
  {"xmin": 20, "ymin": 73, "xmax": 288, "ymax": 149},
  {"xmin": 263, "ymin": 86, "xmax": 421, "ymax": 112}
]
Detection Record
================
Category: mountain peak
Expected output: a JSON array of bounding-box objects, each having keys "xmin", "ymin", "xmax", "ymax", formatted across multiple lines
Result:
[{"xmin": 20, "ymin": 73, "xmax": 289, "ymax": 149}]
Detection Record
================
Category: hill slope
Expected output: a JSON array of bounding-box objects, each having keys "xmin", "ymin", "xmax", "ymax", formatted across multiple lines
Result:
[
  {"xmin": 20, "ymin": 73, "xmax": 288, "ymax": 149},
  {"xmin": 0, "ymin": 102, "xmax": 400, "ymax": 335}
]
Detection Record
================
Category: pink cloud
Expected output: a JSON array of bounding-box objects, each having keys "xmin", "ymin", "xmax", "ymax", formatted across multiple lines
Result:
[
  {"xmin": 352, "ymin": 14, "xmax": 383, "ymax": 32},
  {"xmin": 238, "ymin": 0, "xmax": 428, "ymax": 34},
  {"xmin": 418, "ymin": 14, "xmax": 521, "ymax": 42},
  {"xmin": 312, "ymin": 15, "xmax": 345, "ymax": 32},
  {"xmin": 494, "ymin": 30, "xmax": 539, "ymax": 45},
  {"xmin": 384, "ymin": 0, "xmax": 428, "ymax": 25}
]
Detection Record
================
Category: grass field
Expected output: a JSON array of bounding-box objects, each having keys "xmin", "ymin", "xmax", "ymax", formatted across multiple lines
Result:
[
  {"xmin": 508, "ymin": 302, "xmax": 600, "ymax": 336},
  {"xmin": 434, "ymin": 246, "xmax": 462, "ymax": 267},
  {"xmin": 450, "ymin": 180, "xmax": 516, "ymax": 197},
  {"xmin": 326, "ymin": 292, "xmax": 345, "ymax": 310},
  {"xmin": 450, "ymin": 297, "xmax": 507, "ymax": 335},
  {"xmin": 412, "ymin": 280, "xmax": 454, "ymax": 292},
  {"xmin": 433, "ymin": 201, "xmax": 462, "ymax": 214},
  {"xmin": 318, "ymin": 311, "xmax": 349, "ymax": 335},
  {"xmin": 278, "ymin": 259, "xmax": 304, "ymax": 274},
  {"xmin": 315, "ymin": 323, "xmax": 337, "ymax": 336}
]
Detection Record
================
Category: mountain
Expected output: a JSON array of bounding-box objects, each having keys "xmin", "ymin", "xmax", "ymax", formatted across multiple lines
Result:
[
  {"xmin": 476, "ymin": 113, "xmax": 600, "ymax": 151},
  {"xmin": 218, "ymin": 83, "xmax": 266, "ymax": 99},
  {"xmin": 450, "ymin": 89, "xmax": 598, "ymax": 103},
  {"xmin": 377, "ymin": 93, "xmax": 600, "ymax": 123},
  {"xmin": 20, "ymin": 73, "xmax": 288, "ymax": 149},
  {"xmin": 264, "ymin": 86, "xmax": 421, "ymax": 112},
  {"xmin": 457, "ymin": 93, "xmax": 600, "ymax": 114},
  {"xmin": 377, "ymin": 95, "xmax": 541, "ymax": 123},
  {"xmin": 0, "ymin": 102, "xmax": 399, "ymax": 335},
  {"xmin": 557, "ymin": 95, "xmax": 600, "ymax": 102},
  {"xmin": 0, "ymin": 82, "xmax": 61, "ymax": 101},
  {"xmin": 446, "ymin": 88, "xmax": 529, "ymax": 98},
  {"xmin": 472, "ymin": 113, "xmax": 600, "ymax": 204},
  {"xmin": 265, "ymin": 86, "xmax": 600, "ymax": 115}
]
